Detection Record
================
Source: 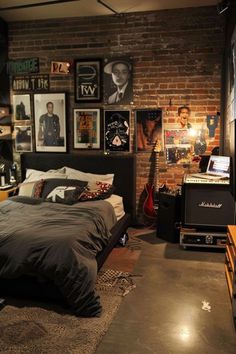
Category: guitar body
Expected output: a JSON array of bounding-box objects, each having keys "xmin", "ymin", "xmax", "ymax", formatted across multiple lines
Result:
[{"xmin": 143, "ymin": 183, "xmax": 157, "ymax": 219}]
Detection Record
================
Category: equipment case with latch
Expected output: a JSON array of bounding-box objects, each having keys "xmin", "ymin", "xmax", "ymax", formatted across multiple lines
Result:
[{"xmin": 180, "ymin": 227, "xmax": 227, "ymax": 249}]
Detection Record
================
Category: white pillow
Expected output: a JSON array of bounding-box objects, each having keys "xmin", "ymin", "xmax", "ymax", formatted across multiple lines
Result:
[
  {"xmin": 64, "ymin": 166, "xmax": 114, "ymax": 184},
  {"xmin": 105, "ymin": 194, "xmax": 125, "ymax": 220},
  {"xmin": 23, "ymin": 168, "xmax": 66, "ymax": 183},
  {"xmin": 18, "ymin": 181, "xmax": 39, "ymax": 197}
]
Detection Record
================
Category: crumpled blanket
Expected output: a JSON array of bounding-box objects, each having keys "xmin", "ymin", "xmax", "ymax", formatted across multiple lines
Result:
[{"xmin": 0, "ymin": 198, "xmax": 117, "ymax": 317}]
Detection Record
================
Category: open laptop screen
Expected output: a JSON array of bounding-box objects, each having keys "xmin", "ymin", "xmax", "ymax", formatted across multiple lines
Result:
[{"xmin": 206, "ymin": 155, "xmax": 230, "ymax": 178}]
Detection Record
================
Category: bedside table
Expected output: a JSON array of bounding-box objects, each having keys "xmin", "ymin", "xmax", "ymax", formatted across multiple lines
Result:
[{"xmin": 0, "ymin": 186, "xmax": 18, "ymax": 202}]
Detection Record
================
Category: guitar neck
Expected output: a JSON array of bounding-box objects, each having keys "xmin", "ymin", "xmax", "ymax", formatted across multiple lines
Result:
[{"xmin": 154, "ymin": 152, "xmax": 159, "ymax": 193}]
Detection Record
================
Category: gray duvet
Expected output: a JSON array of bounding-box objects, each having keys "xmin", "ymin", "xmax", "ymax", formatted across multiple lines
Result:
[{"xmin": 0, "ymin": 197, "xmax": 117, "ymax": 317}]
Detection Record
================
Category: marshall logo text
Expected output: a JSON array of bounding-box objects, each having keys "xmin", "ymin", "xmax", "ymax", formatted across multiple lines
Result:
[{"xmin": 198, "ymin": 201, "xmax": 222, "ymax": 209}]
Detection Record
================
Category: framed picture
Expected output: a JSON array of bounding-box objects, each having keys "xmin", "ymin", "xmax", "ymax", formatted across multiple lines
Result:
[
  {"xmin": 33, "ymin": 93, "xmax": 67, "ymax": 152},
  {"xmin": 15, "ymin": 126, "xmax": 33, "ymax": 152},
  {"xmin": 104, "ymin": 110, "xmax": 130, "ymax": 152},
  {"xmin": 74, "ymin": 59, "xmax": 102, "ymax": 103},
  {"xmin": 164, "ymin": 129, "xmax": 192, "ymax": 164},
  {"xmin": 135, "ymin": 109, "xmax": 162, "ymax": 152},
  {"xmin": 12, "ymin": 94, "xmax": 31, "ymax": 121},
  {"xmin": 73, "ymin": 108, "xmax": 100, "ymax": 149},
  {"xmin": 103, "ymin": 57, "xmax": 133, "ymax": 105},
  {"xmin": 164, "ymin": 129, "xmax": 190, "ymax": 145},
  {"xmin": 166, "ymin": 146, "xmax": 192, "ymax": 165}
]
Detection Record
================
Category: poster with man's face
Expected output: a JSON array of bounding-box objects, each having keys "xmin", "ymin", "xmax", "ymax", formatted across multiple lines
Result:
[
  {"xmin": 104, "ymin": 110, "xmax": 130, "ymax": 152},
  {"xmin": 34, "ymin": 93, "xmax": 67, "ymax": 152},
  {"xmin": 103, "ymin": 57, "xmax": 133, "ymax": 105}
]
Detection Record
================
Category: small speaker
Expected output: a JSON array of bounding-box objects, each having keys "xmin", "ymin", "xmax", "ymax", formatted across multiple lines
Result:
[
  {"xmin": 182, "ymin": 183, "xmax": 235, "ymax": 230},
  {"xmin": 157, "ymin": 192, "xmax": 181, "ymax": 243}
]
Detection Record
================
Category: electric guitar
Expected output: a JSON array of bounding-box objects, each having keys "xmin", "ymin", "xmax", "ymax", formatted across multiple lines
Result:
[{"xmin": 143, "ymin": 140, "xmax": 164, "ymax": 219}]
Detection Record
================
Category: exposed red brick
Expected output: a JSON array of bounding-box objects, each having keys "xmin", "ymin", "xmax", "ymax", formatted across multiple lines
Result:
[{"xmin": 8, "ymin": 6, "xmax": 224, "ymax": 220}]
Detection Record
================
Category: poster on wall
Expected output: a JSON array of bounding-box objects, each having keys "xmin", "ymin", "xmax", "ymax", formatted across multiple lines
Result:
[
  {"xmin": 135, "ymin": 109, "xmax": 162, "ymax": 152},
  {"xmin": 103, "ymin": 57, "xmax": 133, "ymax": 105},
  {"xmin": 232, "ymin": 27, "xmax": 236, "ymax": 120},
  {"xmin": 15, "ymin": 126, "xmax": 33, "ymax": 152},
  {"xmin": 192, "ymin": 125, "xmax": 208, "ymax": 156},
  {"xmin": 104, "ymin": 110, "xmax": 130, "ymax": 152},
  {"xmin": 73, "ymin": 108, "xmax": 100, "ymax": 149},
  {"xmin": 74, "ymin": 59, "xmax": 102, "ymax": 103},
  {"xmin": 228, "ymin": 26, "xmax": 236, "ymax": 122},
  {"xmin": 33, "ymin": 93, "xmax": 67, "ymax": 152},
  {"xmin": 206, "ymin": 115, "xmax": 219, "ymax": 138},
  {"xmin": 164, "ymin": 129, "xmax": 192, "ymax": 164},
  {"xmin": 164, "ymin": 129, "xmax": 190, "ymax": 145},
  {"xmin": 166, "ymin": 146, "xmax": 192, "ymax": 164},
  {"xmin": 12, "ymin": 75, "xmax": 49, "ymax": 92},
  {"xmin": 12, "ymin": 94, "xmax": 31, "ymax": 121}
]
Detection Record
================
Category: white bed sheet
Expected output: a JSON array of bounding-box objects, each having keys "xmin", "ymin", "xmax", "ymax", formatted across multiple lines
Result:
[{"xmin": 105, "ymin": 194, "xmax": 125, "ymax": 221}]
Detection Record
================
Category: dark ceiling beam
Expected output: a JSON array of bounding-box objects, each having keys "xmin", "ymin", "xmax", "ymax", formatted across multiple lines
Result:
[
  {"xmin": 0, "ymin": 0, "xmax": 81, "ymax": 11},
  {"xmin": 97, "ymin": 0, "xmax": 119, "ymax": 15}
]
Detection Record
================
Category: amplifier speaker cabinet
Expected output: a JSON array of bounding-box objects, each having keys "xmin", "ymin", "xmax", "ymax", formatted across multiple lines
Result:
[
  {"xmin": 180, "ymin": 228, "xmax": 227, "ymax": 249},
  {"xmin": 156, "ymin": 192, "xmax": 181, "ymax": 243},
  {"xmin": 182, "ymin": 183, "xmax": 235, "ymax": 230}
]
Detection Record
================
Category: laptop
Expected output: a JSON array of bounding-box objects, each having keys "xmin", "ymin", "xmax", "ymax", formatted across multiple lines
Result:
[{"xmin": 191, "ymin": 155, "xmax": 230, "ymax": 180}]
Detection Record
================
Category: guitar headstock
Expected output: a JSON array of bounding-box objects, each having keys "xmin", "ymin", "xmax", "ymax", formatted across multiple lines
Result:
[{"xmin": 154, "ymin": 140, "xmax": 162, "ymax": 153}]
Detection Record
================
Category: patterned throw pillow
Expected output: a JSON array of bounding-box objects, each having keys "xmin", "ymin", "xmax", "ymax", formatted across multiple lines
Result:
[
  {"xmin": 18, "ymin": 179, "xmax": 45, "ymax": 199},
  {"xmin": 79, "ymin": 181, "xmax": 115, "ymax": 202},
  {"xmin": 41, "ymin": 178, "xmax": 88, "ymax": 200},
  {"xmin": 33, "ymin": 179, "xmax": 45, "ymax": 198},
  {"xmin": 45, "ymin": 185, "xmax": 86, "ymax": 205}
]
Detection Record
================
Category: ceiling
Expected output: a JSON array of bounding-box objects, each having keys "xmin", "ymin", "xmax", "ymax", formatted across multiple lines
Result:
[{"xmin": 0, "ymin": 0, "xmax": 219, "ymax": 22}]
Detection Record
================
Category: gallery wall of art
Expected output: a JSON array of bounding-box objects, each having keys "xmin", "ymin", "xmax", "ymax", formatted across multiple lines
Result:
[{"xmin": 5, "ymin": 6, "xmax": 225, "ymax": 220}]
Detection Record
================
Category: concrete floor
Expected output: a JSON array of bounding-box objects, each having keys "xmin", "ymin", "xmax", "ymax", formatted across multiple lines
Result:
[{"xmin": 95, "ymin": 231, "xmax": 236, "ymax": 354}]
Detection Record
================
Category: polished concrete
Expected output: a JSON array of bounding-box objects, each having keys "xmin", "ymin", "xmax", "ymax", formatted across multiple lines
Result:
[{"xmin": 95, "ymin": 230, "xmax": 236, "ymax": 354}]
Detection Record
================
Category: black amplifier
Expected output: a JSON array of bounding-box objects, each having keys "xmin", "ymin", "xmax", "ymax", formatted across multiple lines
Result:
[{"xmin": 180, "ymin": 228, "xmax": 227, "ymax": 249}]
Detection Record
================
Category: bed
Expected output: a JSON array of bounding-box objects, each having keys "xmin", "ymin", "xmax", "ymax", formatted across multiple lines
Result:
[{"xmin": 0, "ymin": 153, "xmax": 136, "ymax": 317}]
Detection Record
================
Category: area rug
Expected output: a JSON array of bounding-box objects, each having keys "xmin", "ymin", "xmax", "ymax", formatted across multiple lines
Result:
[
  {"xmin": 0, "ymin": 228, "xmax": 145, "ymax": 354},
  {"xmin": 0, "ymin": 229, "xmax": 147, "ymax": 354},
  {"xmin": 102, "ymin": 235, "xmax": 143, "ymax": 272},
  {"xmin": 0, "ymin": 269, "xmax": 137, "ymax": 354}
]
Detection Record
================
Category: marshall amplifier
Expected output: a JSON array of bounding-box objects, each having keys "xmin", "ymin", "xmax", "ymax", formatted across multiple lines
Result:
[
  {"xmin": 182, "ymin": 183, "xmax": 235, "ymax": 230},
  {"xmin": 180, "ymin": 228, "xmax": 227, "ymax": 249}
]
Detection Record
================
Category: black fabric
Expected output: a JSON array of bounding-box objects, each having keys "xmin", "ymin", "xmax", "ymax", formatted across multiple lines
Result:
[
  {"xmin": 0, "ymin": 199, "xmax": 116, "ymax": 317},
  {"xmin": 41, "ymin": 178, "xmax": 88, "ymax": 200},
  {"xmin": 10, "ymin": 196, "xmax": 42, "ymax": 205},
  {"xmin": 0, "ymin": 214, "xmax": 131, "ymax": 304}
]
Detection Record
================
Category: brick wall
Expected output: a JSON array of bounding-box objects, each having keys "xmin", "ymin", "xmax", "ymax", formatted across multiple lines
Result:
[{"xmin": 8, "ymin": 6, "xmax": 225, "ymax": 222}]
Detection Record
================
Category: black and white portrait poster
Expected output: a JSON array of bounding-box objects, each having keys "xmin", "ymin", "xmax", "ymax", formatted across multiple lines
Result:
[
  {"xmin": 15, "ymin": 126, "xmax": 32, "ymax": 152},
  {"xmin": 104, "ymin": 110, "xmax": 130, "ymax": 152},
  {"xmin": 103, "ymin": 57, "xmax": 133, "ymax": 105},
  {"xmin": 34, "ymin": 93, "xmax": 67, "ymax": 152}
]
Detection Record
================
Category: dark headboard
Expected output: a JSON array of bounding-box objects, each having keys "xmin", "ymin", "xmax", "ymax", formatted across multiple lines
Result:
[{"xmin": 21, "ymin": 153, "xmax": 136, "ymax": 220}]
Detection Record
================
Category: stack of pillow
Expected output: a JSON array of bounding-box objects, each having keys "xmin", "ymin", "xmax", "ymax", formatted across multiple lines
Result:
[{"xmin": 17, "ymin": 167, "xmax": 115, "ymax": 205}]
